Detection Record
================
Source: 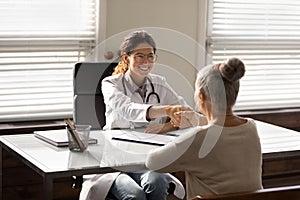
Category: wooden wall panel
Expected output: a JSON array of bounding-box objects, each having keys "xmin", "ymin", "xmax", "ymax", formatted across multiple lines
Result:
[{"xmin": 238, "ymin": 109, "xmax": 300, "ymax": 131}]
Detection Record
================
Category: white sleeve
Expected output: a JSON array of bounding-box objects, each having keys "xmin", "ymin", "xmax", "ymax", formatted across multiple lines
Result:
[{"xmin": 102, "ymin": 77, "xmax": 151, "ymax": 122}]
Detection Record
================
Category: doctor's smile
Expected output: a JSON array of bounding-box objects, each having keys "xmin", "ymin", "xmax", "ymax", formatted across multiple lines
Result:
[{"xmin": 137, "ymin": 65, "xmax": 151, "ymax": 72}]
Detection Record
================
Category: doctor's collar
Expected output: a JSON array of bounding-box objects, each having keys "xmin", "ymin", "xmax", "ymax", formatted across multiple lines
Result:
[
  {"xmin": 124, "ymin": 70, "xmax": 148, "ymax": 88},
  {"xmin": 124, "ymin": 70, "xmax": 141, "ymax": 93}
]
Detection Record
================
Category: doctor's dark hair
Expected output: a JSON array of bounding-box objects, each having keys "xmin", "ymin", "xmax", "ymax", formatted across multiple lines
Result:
[
  {"xmin": 112, "ymin": 30, "xmax": 157, "ymax": 75},
  {"xmin": 195, "ymin": 57, "xmax": 245, "ymax": 113}
]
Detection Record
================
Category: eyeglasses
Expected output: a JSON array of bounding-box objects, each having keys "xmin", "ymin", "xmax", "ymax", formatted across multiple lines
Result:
[{"xmin": 133, "ymin": 53, "xmax": 158, "ymax": 63}]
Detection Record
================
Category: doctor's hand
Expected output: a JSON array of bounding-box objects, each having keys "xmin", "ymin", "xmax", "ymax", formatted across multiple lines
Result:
[{"xmin": 144, "ymin": 122, "xmax": 177, "ymax": 134}]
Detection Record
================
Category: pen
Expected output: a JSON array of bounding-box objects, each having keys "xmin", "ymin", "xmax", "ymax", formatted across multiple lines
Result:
[
  {"xmin": 165, "ymin": 133, "xmax": 178, "ymax": 137},
  {"xmin": 64, "ymin": 119, "xmax": 86, "ymax": 151},
  {"xmin": 111, "ymin": 137, "xmax": 164, "ymax": 146}
]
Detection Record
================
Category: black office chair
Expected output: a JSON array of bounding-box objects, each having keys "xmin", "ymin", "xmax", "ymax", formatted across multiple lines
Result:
[
  {"xmin": 73, "ymin": 62, "xmax": 117, "ymax": 130},
  {"xmin": 72, "ymin": 62, "xmax": 117, "ymax": 189}
]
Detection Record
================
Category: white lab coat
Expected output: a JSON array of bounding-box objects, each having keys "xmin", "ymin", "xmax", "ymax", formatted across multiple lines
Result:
[
  {"xmin": 79, "ymin": 71, "xmax": 187, "ymax": 200},
  {"xmin": 102, "ymin": 71, "xmax": 187, "ymax": 130}
]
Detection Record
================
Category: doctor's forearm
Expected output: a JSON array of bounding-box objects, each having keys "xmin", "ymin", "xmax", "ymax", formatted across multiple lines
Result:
[
  {"xmin": 146, "ymin": 105, "xmax": 171, "ymax": 120},
  {"xmin": 146, "ymin": 106, "xmax": 164, "ymax": 119},
  {"xmin": 146, "ymin": 105, "xmax": 189, "ymax": 120}
]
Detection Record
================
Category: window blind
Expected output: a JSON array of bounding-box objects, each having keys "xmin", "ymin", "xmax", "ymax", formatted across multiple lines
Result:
[
  {"xmin": 207, "ymin": 0, "xmax": 300, "ymax": 111},
  {"xmin": 0, "ymin": 0, "xmax": 97, "ymax": 122}
]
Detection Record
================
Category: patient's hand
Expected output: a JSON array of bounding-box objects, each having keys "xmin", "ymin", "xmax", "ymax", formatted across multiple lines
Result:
[
  {"xmin": 165, "ymin": 105, "xmax": 193, "ymax": 125},
  {"xmin": 171, "ymin": 111, "xmax": 207, "ymax": 128}
]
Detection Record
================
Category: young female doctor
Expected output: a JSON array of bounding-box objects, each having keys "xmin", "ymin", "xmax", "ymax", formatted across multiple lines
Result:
[
  {"xmin": 79, "ymin": 31, "xmax": 189, "ymax": 200},
  {"xmin": 102, "ymin": 31, "xmax": 190, "ymax": 133}
]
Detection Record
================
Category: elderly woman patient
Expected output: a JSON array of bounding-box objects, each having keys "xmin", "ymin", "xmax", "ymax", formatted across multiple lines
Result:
[{"xmin": 146, "ymin": 58, "xmax": 263, "ymax": 199}]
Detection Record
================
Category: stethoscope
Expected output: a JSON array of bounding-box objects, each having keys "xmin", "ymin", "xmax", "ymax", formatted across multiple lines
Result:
[{"xmin": 122, "ymin": 76, "xmax": 160, "ymax": 103}]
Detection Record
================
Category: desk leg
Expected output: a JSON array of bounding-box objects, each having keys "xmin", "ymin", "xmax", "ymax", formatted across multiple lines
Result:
[
  {"xmin": 0, "ymin": 147, "xmax": 2, "ymax": 200},
  {"xmin": 43, "ymin": 176, "xmax": 53, "ymax": 200}
]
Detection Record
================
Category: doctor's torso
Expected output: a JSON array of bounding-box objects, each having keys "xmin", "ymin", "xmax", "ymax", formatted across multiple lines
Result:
[{"xmin": 101, "ymin": 71, "xmax": 186, "ymax": 130}]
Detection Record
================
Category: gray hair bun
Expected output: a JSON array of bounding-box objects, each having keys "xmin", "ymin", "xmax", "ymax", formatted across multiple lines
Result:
[{"xmin": 219, "ymin": 57, "xmax": 245, "ymax": 82}]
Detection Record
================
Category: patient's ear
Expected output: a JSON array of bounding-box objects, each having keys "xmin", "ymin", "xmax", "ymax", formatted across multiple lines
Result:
[{"xmin": 199, "ymin": 91, "xmax": 206, "ymax": 104}]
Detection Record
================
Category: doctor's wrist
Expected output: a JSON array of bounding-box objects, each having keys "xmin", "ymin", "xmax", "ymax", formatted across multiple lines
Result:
[
  {"xmin": 147, "ymin": 105, "xmax": 168, "ymax": 119},
  {"xmin": 165, "ymin": 106, "xmax": 173, "ymax": 118},
  {"xmin": 146, "ymin": 105, "xmax": 153, "ymax": 121}
]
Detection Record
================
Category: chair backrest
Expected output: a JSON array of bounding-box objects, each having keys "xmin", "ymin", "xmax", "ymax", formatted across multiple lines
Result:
[
  {"xmin": 192, "ymin": 185, "xmax": 300, "ymax": 200},
  {"xmin": 73, "ymin": 62, "xmax": 117, "ymax": 130}
]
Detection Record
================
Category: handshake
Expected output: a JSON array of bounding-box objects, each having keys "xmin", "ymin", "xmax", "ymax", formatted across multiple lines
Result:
[
  {"xmin": 145, "ymin": 105, "xmax": 207, "ymax": 134},
  {"xmin": 165, "ymin": 105, "xmax": 206, "ymax": 129}
]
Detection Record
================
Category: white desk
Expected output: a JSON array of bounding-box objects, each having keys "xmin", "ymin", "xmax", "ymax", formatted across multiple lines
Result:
[
  {"xmin": 1, "ymin": 120, "xmax": 300, "ymax": 199},
  {"xmin": 0, "ymin": 130, "xmax": 157, "ymax": 200},
  {"xmin": 256, "ymin": 120, "xmax": 300, "ymax": 154}
]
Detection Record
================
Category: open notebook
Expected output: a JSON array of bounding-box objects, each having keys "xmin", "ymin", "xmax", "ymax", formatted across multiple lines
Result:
[{"xmin": 34, "ymin": 129, "xmax": 97, "ymax": 147}]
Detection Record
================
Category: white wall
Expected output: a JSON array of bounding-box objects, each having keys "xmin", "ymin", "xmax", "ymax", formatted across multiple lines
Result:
[{"xmin": 97, "ymin": 0, "xmax": 207, "ymax": 107}]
